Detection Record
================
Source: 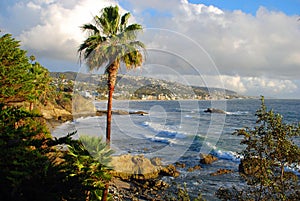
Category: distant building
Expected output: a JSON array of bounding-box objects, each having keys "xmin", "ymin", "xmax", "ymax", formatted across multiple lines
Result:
[{"xmin": 80, "ymin": 91, "xmax": 92, "ymax": 98}]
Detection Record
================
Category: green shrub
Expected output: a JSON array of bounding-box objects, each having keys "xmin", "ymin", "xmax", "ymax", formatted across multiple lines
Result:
[
  {"xmin": 0, "ymin": 104, "xmax": 112, "ymax": 201},
  {"xmin": 216, "ymin": 97, "xmax": 300, "ymax": 201}
]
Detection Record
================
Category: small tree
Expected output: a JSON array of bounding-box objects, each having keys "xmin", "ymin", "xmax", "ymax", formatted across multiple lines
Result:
[
  {"xmin": 217, "ymin": 96, "xmax": 300, "ymax": 201},
  {"xmin": 0, "ymin": 33, "xmax": 52, "ymax": 109}
]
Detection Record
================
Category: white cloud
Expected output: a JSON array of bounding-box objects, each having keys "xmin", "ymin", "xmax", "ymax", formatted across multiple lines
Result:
[
  {"xmin": 3, "ymin": 0, "xmax": 121, "ymax": 62},
  {"xmin": 1, "ymin": 0, "xmax": 300, "ymax": 98},
  {"xmin": 134, "ymin": 1, "xmax": 299, "ymax": 78},
  {"xmin": 175, "ymin": 74, "xmax": 298, "ymax": 97}
]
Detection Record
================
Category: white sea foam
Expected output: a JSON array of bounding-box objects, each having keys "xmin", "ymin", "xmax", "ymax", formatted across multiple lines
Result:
[
  {"xmin": 142, "ymin": 121, "xmax": 187, "ymax": 139},
  {"xmin": 204, "ymin": 142, "xmax": 241, "ymax": 162},
  {"xmin": 211, "ymin": 149, "xmax": 241, "ymax": 162},
  {"xmin": 226, "ymin": 111, "xmax": 249, "ymax": 115}
]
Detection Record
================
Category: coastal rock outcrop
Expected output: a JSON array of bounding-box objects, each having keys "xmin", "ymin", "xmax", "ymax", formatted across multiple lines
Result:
[
  {"xmin": 210, "ymin": 169, "xmax": 233, "ymax": 176},
  {"xmin": 159, "ymin": 164, "xmax": 180, "ymax": 177},
  {"xmin": 187, "ymin": 165, "xmax": 202, "ymax": 172},
  {"xmin": 40, "ymin": 101, "xmax": 72, "ymax": 121},
  {"xmin": 129, "ymin": 111, "xmax": 149, "ymax": 116},
  {"xmin": 96, "ymin": 110, "xmax": 149, "ymax": 116},
  {"xmin": 200, "ymin": 153, "xmax": 218, "ymax": 164},
  {"xmin": 110, "ymin": 154, "xmax": 179, "ymax": 180},
  {"xmin": 204, "ymin": 108, "xmax": 226, "ymax": 114}
]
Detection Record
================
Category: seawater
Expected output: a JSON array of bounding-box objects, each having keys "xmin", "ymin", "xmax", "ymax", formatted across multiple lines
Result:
[{"xmin": 52, "ymin": 99, "xmax": 300, "ymax": 200}]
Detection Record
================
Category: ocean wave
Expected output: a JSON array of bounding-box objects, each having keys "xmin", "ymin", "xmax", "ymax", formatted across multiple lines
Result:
[
  {"xmin": 211, "ymin": 149, "xmax": 241, "ymax": 162},
  {"xmin": 149, "ymin": 137, "xmax": 174, "ymax": 144},
  {"xmin": 285, "ymin": 165, "xmax": 300, "ymax": 176},
  {"xmin": 140, "ymin": 121, "xmax": 191, "ymax": 145},
  {"xmin": 142, "ymin": 121, "xmax": 187, "ymax": 139},
  {"xmin": 225, "ymin": 111, "xmax": 249, "ymax": 116},
  {"xmin": 204, "ymin": 142, "xmax": 241, "ymax": 162}
]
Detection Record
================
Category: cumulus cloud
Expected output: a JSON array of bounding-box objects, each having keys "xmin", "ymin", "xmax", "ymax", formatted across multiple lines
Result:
[
  {"xmin": 136, "ymin": 1, "xmax": 300, "ymax": 78},
  {"xmin": 1, "ymin": 0, "xmax": 299, "ymax": 98},
  {"xmin": 122, "ymin": 0, "xmax": 300, "ymax": 97},
  {"xmin": 1, "ymin": 0, "xmax": 121, "ymax": 62}
]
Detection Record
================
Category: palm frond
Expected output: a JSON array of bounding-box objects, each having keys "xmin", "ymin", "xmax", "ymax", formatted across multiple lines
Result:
[
  {"xmin": 125, "ymin": 24, "xmax": 143, "ymax": 32},
  {"xmin": 80, "ymin": 23, "xmax": 100, "ymax": 35},
  {"xmin": 120, "ymin": 12, "xmax": 130, "ymax": 31},
  {"xmin": 78, "ymin": 5, "xmax": 145, "ymax": 73},
  {"xmin": 122, "ymin": 50, "xmax": 143, "ymax": 70},
  {"xmin": 129, "ymin": 40, "xmax": 146, "ymax": 49},
  {"xmin": 100, "ymin": 6, "xmax": 120, "ymax": 36}
]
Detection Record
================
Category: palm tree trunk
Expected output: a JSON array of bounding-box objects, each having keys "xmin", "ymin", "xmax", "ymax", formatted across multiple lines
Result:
[
  {"xmin": 106, "ymin": 85, "xmax": 113, "ymax": 146},
  {"xmin": 102, "ymin": 60, "xmax": 119, "ymax": 201},
  {"xmin": 106, "ymin": 60, "xmax": 119, "ymax": 146}
]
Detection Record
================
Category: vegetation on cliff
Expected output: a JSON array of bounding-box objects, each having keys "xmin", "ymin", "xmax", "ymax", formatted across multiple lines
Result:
[{"xmin": 0, "ymin": 32, "xmax": 112, "ymax": 200}]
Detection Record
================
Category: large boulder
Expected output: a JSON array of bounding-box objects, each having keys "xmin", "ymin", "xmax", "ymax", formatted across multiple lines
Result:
[
  {"xmin": 210, "ymin": 169, "xmax": 233, "ymax": 176},
  {"xmin": 110, "ymin": 154, "xmax": 179, "ymax": 180},
  {"xmin": 200, "ymin": 153, "xmax": 218, "ymax": 164},
  {"xmin": 204, "ymin": 108, "xmax": 226, "ymax": 114},
  {"xmin": 40, "ymin": 101, "xmax": 72, "ymax": 121},
  {"xmin": 159, "ymin": 164, "xmax": 180, "ymax": 178}
]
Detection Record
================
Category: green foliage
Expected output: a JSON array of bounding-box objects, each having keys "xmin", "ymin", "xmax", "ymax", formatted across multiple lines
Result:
[
  {"xmin": 0, "ymin": 31, "xmax": 113, "ymax": 200},
  {"xmin": 217, "ymin": 96, "xmax": 300, "ymax": 201},
  {"xmin": 0, "ymin": 33, "xmax": 52, "ymax": 105},
  {"xmin": 65, "ymin": 135, "xmax": 113, "ymax": 200},
  {"xmin": 166, "ymin": 183, "xmax": 205, "ymax": 201},
  {"xmin": 79, "ymin": 135, "xmax": 114, "ymax": 166},
  {"xmin": 78, "ymin": 5, "xmax": 145, "ymax": 76},
  {"xmin": 0, "ymin": 103, "xmax": 113, "ymax": 201},
  {"xmin": 0, "ymin": 103, "xmax": 55, "ymax": 200}
]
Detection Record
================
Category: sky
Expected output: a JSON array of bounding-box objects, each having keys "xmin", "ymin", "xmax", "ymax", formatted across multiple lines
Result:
[{"xmin": 0, "ymin": 0, "xmax": 300, "ymax": 99}]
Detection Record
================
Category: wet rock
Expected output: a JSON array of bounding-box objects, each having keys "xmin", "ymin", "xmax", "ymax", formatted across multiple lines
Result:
[
  {"xmin": 187, "ymin": 165, "xmax": 202, "ymax": 172},
  {"xmin": 200, "ymin": 153, "xmax": 218, "ymax": 164},
  {"xmin": 96, "ymin": 110, "xmax": 148, "ymax": 116},
  {"xmin": 130, "ymin": 111, "xmax": 149, "ymax": 116},
  {"xmin": 151, "ymin": 157, "xmax": 162, "ymax": 166},
  {"xmin": 175, "ymin": 162, "xmax": 186, "ymax": 168},
  {"xmin": 210, "ymin": 169, "xmax": 233, "ymax": 176},
  {"xmin": 154, "ymin": 180, "xmax": 169, "ymax": 189},
  {"xmin": 160, "ymin": 164, "xmax": 180, "ymax": 178},
  {"xmin": 96, "ymin": 110, "xmax": 130, "ymax": 115},
  {"xmin": 204, "ymin": 108, "xmax": 226, "ymax": 114}
]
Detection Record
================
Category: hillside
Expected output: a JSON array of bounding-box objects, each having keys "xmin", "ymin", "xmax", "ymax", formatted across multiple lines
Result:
[{"xmin": 50, "ymin": 72, "xmax": 246, "ymax": 100}]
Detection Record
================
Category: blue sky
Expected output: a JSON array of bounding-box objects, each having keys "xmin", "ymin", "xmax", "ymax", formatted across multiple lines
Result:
[
  {"xmin": 0, "ymin": 0, "xmax": 300, "ymax": 98},
  {"xmin": 188, "ymin": 0, "xmax": 300, "ymax": 16}
]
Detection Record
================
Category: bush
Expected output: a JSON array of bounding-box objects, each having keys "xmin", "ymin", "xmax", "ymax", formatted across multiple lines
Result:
[
  {"xmin": 216, "ymin": 97, "xmax": 300, "ymax": 201},
  {"xmin": 0, "ymin": 104, "xmax": 112, "ymax": 201}
]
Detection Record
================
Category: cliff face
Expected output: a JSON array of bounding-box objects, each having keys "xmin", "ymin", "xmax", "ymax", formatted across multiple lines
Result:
[
  {"xmin": 40, "ymin": 101, "xmax": 72, "ymax": 121},
  {"xmin": 41, "ymin": 94, "xmax": 99, "ymax": 132}
]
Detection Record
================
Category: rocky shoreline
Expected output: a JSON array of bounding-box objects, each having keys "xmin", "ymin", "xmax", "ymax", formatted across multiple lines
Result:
[
  {"xmin": 44, "ymin": 107, "xmax": 237, "ymax": 200},
  {"xmin": 106, "ymin": 153, "xmax": 236, "ymax": 200},
  {"xmin": 44, "ymin": 109, "xmax": 148, "ymax": 132}
]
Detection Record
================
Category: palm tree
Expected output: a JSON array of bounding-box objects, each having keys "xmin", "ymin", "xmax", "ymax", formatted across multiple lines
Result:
[{"xmin": 78, "ymin": 6, "xmax": 145, "ymax": 146}]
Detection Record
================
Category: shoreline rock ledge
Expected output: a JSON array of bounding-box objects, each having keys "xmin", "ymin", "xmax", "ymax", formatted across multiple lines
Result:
[
  {"xmin": 204, "ymin": 108, "xmax": 226, "ymax": 114},
  {"xmin": 110, "ymin": 154, "xmax": 179, "ymax": 180}
]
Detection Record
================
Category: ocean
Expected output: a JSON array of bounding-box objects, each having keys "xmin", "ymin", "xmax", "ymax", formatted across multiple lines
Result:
[{"xmin": 52, "ymin": 98, "xmax": 300, "ymax": 200}]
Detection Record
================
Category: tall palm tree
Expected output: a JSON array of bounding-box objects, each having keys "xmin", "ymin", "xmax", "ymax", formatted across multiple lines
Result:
[{"xmin": 78, "ymin": 6, "xmax": 145, "ymax": 146}]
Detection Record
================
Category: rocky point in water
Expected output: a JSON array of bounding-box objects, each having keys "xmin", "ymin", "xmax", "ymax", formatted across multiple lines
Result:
[{"xmin": 204, "ymin": 108, "xmax": 226, "ymax": 114}]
